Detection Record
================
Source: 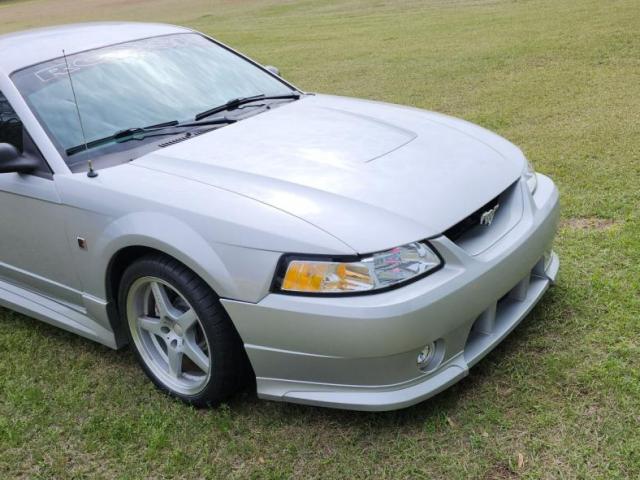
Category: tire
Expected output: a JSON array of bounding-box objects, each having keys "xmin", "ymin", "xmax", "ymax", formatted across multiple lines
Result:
[{"xmin": 118, "ymin": 253, "xmax": 249, "ymax": 407}]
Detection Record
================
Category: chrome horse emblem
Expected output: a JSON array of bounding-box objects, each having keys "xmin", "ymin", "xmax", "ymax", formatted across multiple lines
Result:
[{"xmin": 480, "ymin": 204, "xmax": 499, "ymax": 226}]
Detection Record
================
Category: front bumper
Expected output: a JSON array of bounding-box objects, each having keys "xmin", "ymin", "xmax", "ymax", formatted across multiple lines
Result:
[{"xmin": 222, "ymin": 174, "xmax": 560, "ymax": 411}]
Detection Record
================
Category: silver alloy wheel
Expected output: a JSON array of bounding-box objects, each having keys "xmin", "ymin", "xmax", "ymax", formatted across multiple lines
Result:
[{"xmin": 126, "ymin": 276, "xmax": 212, "ymax": 395}]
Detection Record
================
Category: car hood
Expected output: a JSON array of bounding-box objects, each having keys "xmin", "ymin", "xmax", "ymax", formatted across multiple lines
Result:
[{"xmin": 132, "ymin": 94, "xmax": 525, "ymax": 253}]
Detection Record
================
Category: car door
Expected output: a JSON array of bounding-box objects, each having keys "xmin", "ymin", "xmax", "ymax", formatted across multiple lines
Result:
[{"xmin": 0, "ymin": 91, "xmax": 82, "ymax": 307}]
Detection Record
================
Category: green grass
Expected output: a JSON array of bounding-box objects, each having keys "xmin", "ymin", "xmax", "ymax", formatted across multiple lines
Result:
[{"xmin": 1, "ymin": 0, "xmax": 639, "ymax": 477}]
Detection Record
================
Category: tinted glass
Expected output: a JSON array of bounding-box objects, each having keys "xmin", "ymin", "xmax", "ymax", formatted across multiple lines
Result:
[
  {"xmin": 11, "ymin": 34, "xmax": 293, "ymax": 165},
  {"xmin": 0, "ymin": 92, "xmax": 23, "ymax": 151}
]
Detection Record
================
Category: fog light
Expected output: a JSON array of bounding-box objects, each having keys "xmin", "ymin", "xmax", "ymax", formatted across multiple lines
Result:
[{"xmin": 417, "ymin": 342, "xmax": 436, "ymax": 369}]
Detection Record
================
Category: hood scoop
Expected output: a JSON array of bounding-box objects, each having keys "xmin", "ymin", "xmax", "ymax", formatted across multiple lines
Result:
[{"xmin": 154, "ymin": 104, "xmax": 418, "ymax": 165}]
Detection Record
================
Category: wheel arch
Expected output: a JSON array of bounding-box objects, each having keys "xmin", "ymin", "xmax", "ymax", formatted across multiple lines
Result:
[
  {"xmin": 96, "ymin": 213, "xmax": 242, "ymax": 342},
  {"xmin": 105, "ymin": 243, "xmax": 240, "ymax": 346},
  {"xmin": 106, "ymin": 245, "xmax": 157, "ymax": 312}
]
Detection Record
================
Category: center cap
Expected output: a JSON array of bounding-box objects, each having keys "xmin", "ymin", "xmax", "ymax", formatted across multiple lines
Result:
[{"xmin": 173, "ymin": 324, "xmax": 184, "ymax": 336}]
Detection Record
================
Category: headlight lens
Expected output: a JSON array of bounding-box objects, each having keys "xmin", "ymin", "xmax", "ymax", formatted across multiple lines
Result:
[
  {"xmin": 276, "ymin": 242, "xmax": 443, "ymax": 294},
  {"xmin": 524, "ymin": 160, "xmax": 537, "ymax": 194}
]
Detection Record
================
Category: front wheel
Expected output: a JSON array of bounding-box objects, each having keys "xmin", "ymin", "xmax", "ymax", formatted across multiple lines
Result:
[{"xmin": 119, "ymin": 254, "xmax": 249, "ymax": 406}]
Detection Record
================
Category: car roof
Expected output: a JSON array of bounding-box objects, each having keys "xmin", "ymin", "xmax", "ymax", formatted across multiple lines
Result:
[{"xmin": 0, "ymin": 22, "xmax": 191, "ymax": 75}]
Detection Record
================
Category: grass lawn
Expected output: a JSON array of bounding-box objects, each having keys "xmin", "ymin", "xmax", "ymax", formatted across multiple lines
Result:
[{"xmin": 1, "ymin": 0, "xmax": 639, "ymax": 478}]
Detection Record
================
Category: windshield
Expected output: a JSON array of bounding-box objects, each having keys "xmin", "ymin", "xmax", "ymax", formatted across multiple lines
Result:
[{"xmin": 11, "ymin": 33, "xmax": 295, "ymax": 167}]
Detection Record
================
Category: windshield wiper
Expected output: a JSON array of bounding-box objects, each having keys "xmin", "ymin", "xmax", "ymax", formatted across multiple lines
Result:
[
  {"xmin": 111, "ymin": 119, "xmax": 180, "ymax": 142},
  {"xmin": 65, "ymin": 118, "xmax": 236, "ymax": 156},
  {"xmin": 194, "ymin": 93, "xmax": 301, "ymax": 121}
]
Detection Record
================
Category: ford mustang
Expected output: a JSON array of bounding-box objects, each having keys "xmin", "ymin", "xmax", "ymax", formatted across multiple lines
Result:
[{"xmin": 0, "ymin": 22, "xmax": 559, "ymax": 410}]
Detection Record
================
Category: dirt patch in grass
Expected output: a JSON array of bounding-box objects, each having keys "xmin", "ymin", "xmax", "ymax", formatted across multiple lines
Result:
[{"xmin": 561, "ymin": 217, "xmax": 620, "ymax": 231}]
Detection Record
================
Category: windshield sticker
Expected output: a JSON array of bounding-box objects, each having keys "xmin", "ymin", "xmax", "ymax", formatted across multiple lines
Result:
[{"xmin": 34, "ymin": 34, "xmax": 193, "ymax": 83}]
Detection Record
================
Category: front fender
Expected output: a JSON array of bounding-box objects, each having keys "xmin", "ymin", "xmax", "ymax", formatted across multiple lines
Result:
[
  {"xmin": 97, "ymin": 212, "xmax": 241, "ymax": 299},
  {"xmin": 55, "ymin": 165, "xmax": 355, "ymax": 341},
  {"xmin": 84, "ymin": 211, "xmax": 285, "ymax": 305}
]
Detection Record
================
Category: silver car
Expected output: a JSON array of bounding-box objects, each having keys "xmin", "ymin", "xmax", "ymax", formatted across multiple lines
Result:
[{"xmin": 0, "ymin": 22, "xmax": 559, "ymax": 411}]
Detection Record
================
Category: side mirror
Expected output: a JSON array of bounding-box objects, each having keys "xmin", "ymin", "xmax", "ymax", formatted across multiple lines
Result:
[
  {"xmin": 0, "ymin": 143, "xmax": 38, "ymax": 174},
  {"xmin": 265, "ymin": 65, "xmax": 280, "ymax": 76}
]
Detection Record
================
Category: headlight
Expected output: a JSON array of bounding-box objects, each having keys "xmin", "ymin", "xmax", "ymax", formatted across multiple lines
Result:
[
  {"xmin": 523, "ymin": 160, "xmax": 537, "ymax": 194},
  {"xmin": 274, "ymin": 241, "xmax": 443, "ymax": 295}
]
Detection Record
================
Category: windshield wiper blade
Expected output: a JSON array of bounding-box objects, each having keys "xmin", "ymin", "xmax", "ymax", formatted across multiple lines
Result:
[
  {"xmin": 112, "ymin": 120, "xmax": 180, "ymax": 141},
  {"xmin": 65, "ymin": 118, "xmax": 236, "ymax": 156},
  {"xmin": 174, "ymin": 117, "xmax": 239, "ymax": 129},
  {"xmin": 194, "ymin": 93, "xmax": 301, "ymax": 121}
]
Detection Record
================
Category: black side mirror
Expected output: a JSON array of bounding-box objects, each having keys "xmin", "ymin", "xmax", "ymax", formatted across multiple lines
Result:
[
  {"xmin": 265, "ymin": 65, "xmax": 280, "ymax": 76},
  {"xmin": 0, "ymin": 143, "xmax": 38, "ymax": 174}
]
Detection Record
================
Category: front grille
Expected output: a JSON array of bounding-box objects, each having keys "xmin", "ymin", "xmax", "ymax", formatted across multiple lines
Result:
[{"xmin": 444, "ymin": 195, "xmax": 500, "ymax": 241}]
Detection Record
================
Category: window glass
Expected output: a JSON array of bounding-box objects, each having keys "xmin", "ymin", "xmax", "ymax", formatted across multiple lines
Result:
[{"xmin": 0, "ymin": 92, "xmax": 23, "ymax": 151}]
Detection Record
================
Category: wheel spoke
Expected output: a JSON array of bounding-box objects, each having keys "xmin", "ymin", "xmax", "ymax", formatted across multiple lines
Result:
[
  {"xmin": 183, "ymin": 337, "xmax": 210, "ymax": 373},
  {"xmin": 138, "ymin": 316, "xmax": 164, "ymax": 336},
  {"xmin": 167, "ymin": 345, "xmax": 183, "ymax": 378},
  {"xmin": 176, "ymin": 308, "xmax": 197, "ymax": 330},
  {"xmin": 150, "ymin": 282, "xmax": 173, "ymax": 319}
]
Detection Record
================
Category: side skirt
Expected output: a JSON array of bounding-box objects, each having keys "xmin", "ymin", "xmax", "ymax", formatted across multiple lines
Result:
[{"xmin": 0, "ymin": 277, "xmax": 119, "ymax": 349}]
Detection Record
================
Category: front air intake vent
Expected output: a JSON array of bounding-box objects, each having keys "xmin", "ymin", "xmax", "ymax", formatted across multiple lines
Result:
[
  {"xmin": 444, "ymin": 195, "xmax": 501, "ymax": 241},
  {"xmin": 442, "ymin": 180, "xmax": 523, "ymax": 256}
]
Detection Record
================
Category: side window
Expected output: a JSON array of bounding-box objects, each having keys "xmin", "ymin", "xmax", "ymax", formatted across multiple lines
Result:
[
  {"xmin": 0, "ymin": 91, "xmax": 50, "ymax": 177},
  {"xmin": 0, "ymin": 92, "xmax": 23, "ymax": 151}
]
